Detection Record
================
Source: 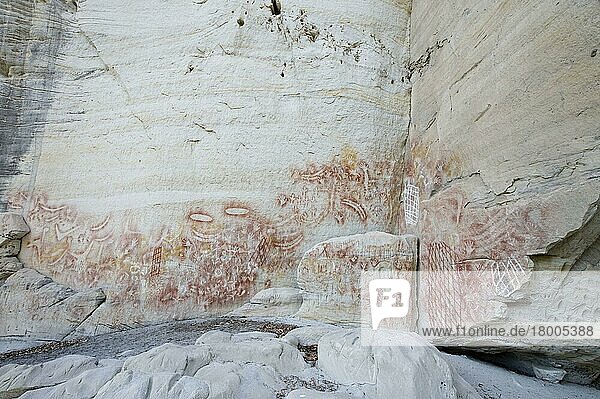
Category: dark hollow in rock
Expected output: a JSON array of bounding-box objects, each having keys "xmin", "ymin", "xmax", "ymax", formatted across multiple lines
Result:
[
  {"xmin": 298, "ymin": 344, "xmax": 318, "ymax": 364},
  {"xmin": 270, "ymin": 0, "xmax": 281, "ymax": 15}
]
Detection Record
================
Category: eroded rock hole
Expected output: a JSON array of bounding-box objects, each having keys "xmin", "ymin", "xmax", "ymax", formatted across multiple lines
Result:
[{"xmin": 270, "ymin": 0, "xmax": 281, "ymax": 15}]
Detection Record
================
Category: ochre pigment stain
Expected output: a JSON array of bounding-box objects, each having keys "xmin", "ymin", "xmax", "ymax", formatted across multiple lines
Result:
[{"xmin": 8, "ymin": 154, "xmax": 397, "ymax": 320}]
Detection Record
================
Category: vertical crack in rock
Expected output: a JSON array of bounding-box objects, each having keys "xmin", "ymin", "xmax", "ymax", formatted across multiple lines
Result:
[{"xmin": 0, "ymin": 1, "xmax": 71, "ymax": 210}]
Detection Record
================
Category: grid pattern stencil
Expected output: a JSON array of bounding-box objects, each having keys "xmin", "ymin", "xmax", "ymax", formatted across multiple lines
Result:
[
  {"xmin": 492, "ymin": 257, "xmax": 527, "ymax": 297},
  {"xmin": 403, "ymin": 183, "xmax": 420, "ymax": 226}
]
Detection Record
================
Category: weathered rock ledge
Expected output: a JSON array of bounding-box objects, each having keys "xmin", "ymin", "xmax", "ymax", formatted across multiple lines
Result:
[{"xmin": 0, "ymin": 325, "xmax": 479, "ymax": 399}]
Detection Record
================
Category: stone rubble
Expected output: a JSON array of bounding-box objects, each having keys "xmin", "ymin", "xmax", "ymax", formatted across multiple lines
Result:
[{"xmin": 0, "ymin": 213, "xmax": 29, "ymax": 245}]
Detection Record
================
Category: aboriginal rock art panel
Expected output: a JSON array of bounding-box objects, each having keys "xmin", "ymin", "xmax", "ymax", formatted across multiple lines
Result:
[
  {"xmin": 423, "ymin": 241, "xmax": 464, "ymax": 328},
  {"xmin": 406, "ymin": 135, "xmax": 539, "ymax": 323},
  {"xmin": 8, "ymin": 193, "xmax": 295, "ymax": 313},
  {"xmin": 417, "ymin": 185, "xmax": 551, "ymax": 260},
  {"xmin": 402, "ymin": 138, "xmax": 463, "ymax": 200},
  {"xmin": 397, "ymin": 129, "xmax": 574, "ymax": 331},
  {"xmin": 488, "ymin": 257, "xmax": 529, "ymax": 298},
  {"xmin": 297, "ymin": 233, "xmax": 417, "ymax": 324},
  {"xmin": 422, "ymin": 242, "xmax": 531, "ymax": 327},
  {"xmin": 402, "ymin": 135, "xmax": 552, "ymax": 267},
  {"xmin": 403, "ymin": 133, "xmax": 552, "ymax": 252},
  {"xmin": 7, "ymin": 153, "xmax": 398, "ymax": 322},
  {"xmin": 278, "ymin": 152, "xmax": 396, "ymax": 227}
]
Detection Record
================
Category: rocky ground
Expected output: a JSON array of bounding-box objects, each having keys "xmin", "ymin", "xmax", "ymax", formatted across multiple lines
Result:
[
  {"xmin": 446, "ymin": 354, "xmax": 600, "ymax": 399},
  {"xmin": 1, "ymin": 317, "xmax": 599, "ymax": 399},
  {"xmin": 0, "ymin": 318, "xmax": 302, "ymax": 367}
]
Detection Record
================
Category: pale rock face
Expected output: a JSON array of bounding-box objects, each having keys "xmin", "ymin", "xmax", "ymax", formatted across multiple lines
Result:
[
  {"xmin": 146, "ymin": 373, "xmax": 184, "ymax": 399},
  {"xmin": 18, "ymin": 362, "xmax": 122, "ymax": 399},
  {"xmin": 2, "ymin": 0, "xmax": 411, "ymax": 328},
  {"xmin": 405, "ymin": 0, "xmax": 600, "ymax": 383},
  {"xmin": 229, "ymin": 287, "xmax": 304, "ymax": 317},
  {"xmin": 195, "ymin": 330, "xmax": 309, "ymax": 374},
  {"xmin": 94, "ymin": 370, "xmax": 211, "ymax": 399},
  {"xmin": 0, "ymin": 213, "xmax": 28, "ymax": 281},
  {"xmin": 283, "ymin": 325, "xmax": 342, "ymax": 347},
  {"xmin": 0, "ymin": 257, "xmax": 22, "ymax": 281},
  {"xmin": 63, "ymin": 302, "xmax": 116, "ymax": 339},
  {"xmin": 145, "ymin": 373, "xmax": 211, "ymax": 399},
  {"xmin": 0, "ymin": 268, "xmax": 106, "ymax": 340},
  {"xmin": 317, "ymin": 329, "xmax": 481, "ymax": 399},
  {"xmin": 296, "ymin": 232, "xmax": 417, "ymax": 324},
  {"xmin": 164, "ymin": 376, "xmax": 210, "ymax": 399},
  {"xmin": 93, "ymin": 370, "xmax": 152, "ymax": 399},
  {"xmin": 194, "ymin": 361, "xmax": 285, "ymax": 399},
  {"xmin": 193, "ymin": 362, "xmax": 242, "ymax": 399},
  {"xmin": 0, "ymin": 240, "xmax": 20, "ymax": 258}
]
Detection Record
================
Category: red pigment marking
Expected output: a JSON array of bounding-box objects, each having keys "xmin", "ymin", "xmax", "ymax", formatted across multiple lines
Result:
[
  {"xmin": 272, "ymin": 232, "xmax": 304, "ymax": 250},
  {"xmin": 180, "ymin": 238, "xmax": 188, "ymax": 261},
  {"xmin": 423, "ymin": 241, "xmax": 464, "ymax": 328},
  {"xmin": 284, "ymin": 157, "xmax": 395, "ymax": 226},
  {"xmin": 340, "ymin": 198, "xmax": 367, "ymax": 221},
  {"xmin": 150, "ymin": 247, "xmax": 162, "ymax": 277},
  {"xmin": 9, "ymin": 155, "xmax": 393, "ymax": 316}
]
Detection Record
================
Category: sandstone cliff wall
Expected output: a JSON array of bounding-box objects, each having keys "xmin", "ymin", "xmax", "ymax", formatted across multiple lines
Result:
[
  {"xmin": 0, "ymin": 0, "xmax": 411, "ymax": 327},
  {"xmin": 406, "ymin": 0, "xmax": 599, "ymax": 274}
]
